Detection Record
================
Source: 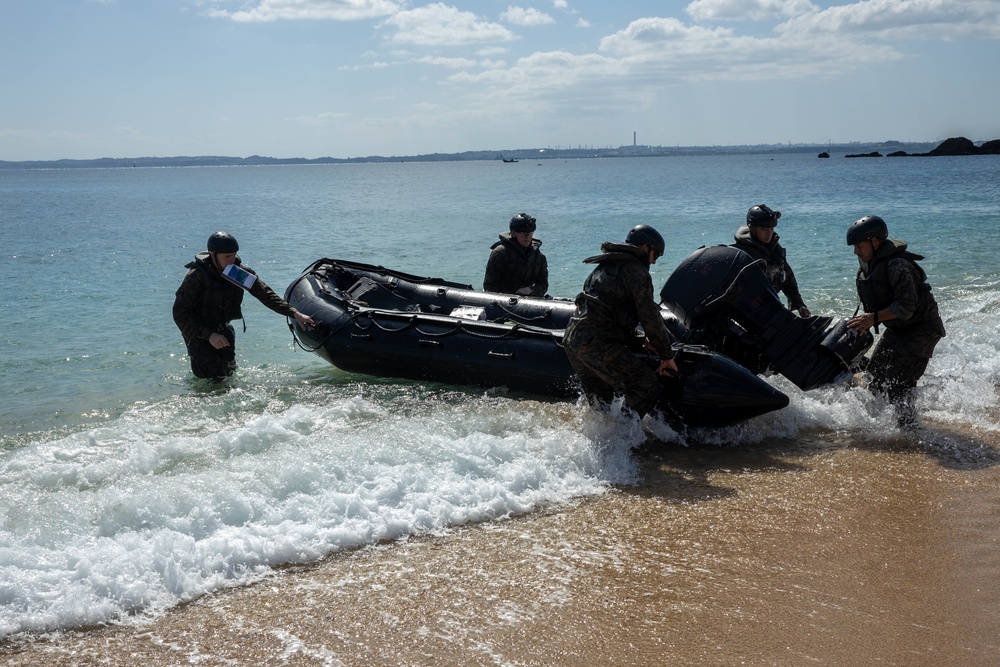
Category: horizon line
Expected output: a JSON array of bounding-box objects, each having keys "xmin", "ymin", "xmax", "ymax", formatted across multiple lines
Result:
[{"xmin": 4, "ymin": 137, "xmax": 978, "ymax": 166}]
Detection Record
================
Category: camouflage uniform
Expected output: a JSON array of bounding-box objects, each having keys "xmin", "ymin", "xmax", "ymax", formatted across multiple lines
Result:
[
  {"xmin": 173, "ymin": 251, "xmax": 300, "ymax": 379},
  {"xmin": 732, "ymin": 225, "xmax": 806, "ymax": 311},
  {"xmin": 856, "ymin": 238, "xmax": 946, "ymax": 420},
  {"xmin": 483, "ymin": 232, "xmax": 548, "ymax": 296},
  {"xmin": 563, "ymin": 242, "xmax": 674, "ymax": 416}
]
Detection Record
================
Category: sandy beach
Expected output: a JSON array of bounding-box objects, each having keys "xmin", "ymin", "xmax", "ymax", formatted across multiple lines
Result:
[{"xmin": 4, "ymin": 427, "xmax": 999, "ymax": 667}]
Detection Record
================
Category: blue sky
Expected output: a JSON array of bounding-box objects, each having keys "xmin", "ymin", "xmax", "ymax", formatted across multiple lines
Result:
[{"xmin": 2, "ymin": 0, "xmax": 998, "ymax": 160}]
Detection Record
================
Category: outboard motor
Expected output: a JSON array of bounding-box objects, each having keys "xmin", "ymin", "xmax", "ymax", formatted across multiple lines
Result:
[{"xmin": 660, "ymin": 245, "xmax": 872, "ymax": 391}]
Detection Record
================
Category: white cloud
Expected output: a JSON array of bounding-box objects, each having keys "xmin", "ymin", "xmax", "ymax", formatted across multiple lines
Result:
[
  {"xmin": 599, "ymin": 17, "xmax": 736, "ymax": 56},
  {"xmin": 337, "ymin": 52, "xmax": 504, "ymax": 72},
  {"xmin": 337, "ymin": 61, "xmax": 391, "ymax": 70},
  {"xmin": 576, "ymin": 18, "xmax": 591, "ymax": 28},
  {"xmin": 686, "ymin": 0, "xmax": 818, "ymax": 22},
  {"xmin": 331, "ymin": 2, "xmax": 988, "ymax": 116},
  {"xmin": 553, "ymin": 0, "xmax": 568, "ymax": 8},
  {"xmin": 205, "ymin": 0, "xmax": 402, "ymax": 22},
  {"xmin": 777, "ymin": 0, "xmax": 1000, "ymax": 40},
  {"xmin": 381, "ymin": 3, "xmax": 516, "ymax": 45},
  {"xmin": 416, "ymin": 55, "xmax": 481, "ymax": 68},
  {"xmin": 437, "ymin": 11, "xmax": 908, "ymax": 113},
  {"xmin": 594, "ymin": 16, "xmax": 907, "ymax": 85},
  {"xmin": 477, "ymin": 59, "xmax": 509, "ymax": 70},
  {"xmin": 448, "ymin": 50, "xmax": 624, "ymax": 97},
  {"xmin": 501, "ymin": 6, "xmax": 556, "ymax": 26}
]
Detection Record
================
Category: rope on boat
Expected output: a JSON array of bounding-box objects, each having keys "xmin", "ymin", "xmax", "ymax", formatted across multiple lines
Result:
[
  {"xmin": 360, "ymin": 312, "xmax": 530, "ymax": 341},
  {"xmin": 491, "ymin": 302, "xmax": 556, "ymax": 325},
  {"xmin": 287, "ymin": 279, "xmax": 358, "ymax": 352},
  {"xmin": 288, "ymin": 315, "xmax": 355, "ymax": 352},
  {"xmin": 292, "ymin": 308, "xmax": 566, "ymax": 348}
]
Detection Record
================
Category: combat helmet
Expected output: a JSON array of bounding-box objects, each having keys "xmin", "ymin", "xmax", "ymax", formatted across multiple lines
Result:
[
  {"xmin": 625, "ymin": 224, "xmax": 665, "ymax": 259},
  {"xmin": 747, "ymin": 204, "xmax": 781, "ymax": 227},
  {"xmin": 207, "ymin": 231, "xmax": 239, "ymax": 253},
  {"xmin": 509, "ymin": 213, "xmax": 537, "ymax": 233},
  {"xmin": 846, "ymin": 215, "xmax": 888, "ymax": 245}
]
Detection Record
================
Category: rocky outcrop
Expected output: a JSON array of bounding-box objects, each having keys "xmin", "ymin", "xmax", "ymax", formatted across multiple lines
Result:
[
  {"xmin": 928, "ymin": 137, "xmax": 978, "ymax": 155},
  {"xmin": 909, "ymin": 136, "xmax": 1000, "ymax": 156},
  {"xmin": 845, "ymin": 151, "xmax": 882, "ymax": 158},
  {"xmin": 979, "ymin": 139, "xmax": 1000, "ymax": 154}
]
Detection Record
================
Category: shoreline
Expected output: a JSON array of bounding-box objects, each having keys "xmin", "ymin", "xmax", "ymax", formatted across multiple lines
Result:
[{"xmin": 5, "ymin": 431, "xmax": 1000, "ymax": 666}]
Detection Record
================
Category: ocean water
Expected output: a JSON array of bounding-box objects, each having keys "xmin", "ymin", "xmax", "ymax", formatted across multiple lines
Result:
[{"xmin": 1, "ymin": 153, "xmax": 999, "ymax": 639}]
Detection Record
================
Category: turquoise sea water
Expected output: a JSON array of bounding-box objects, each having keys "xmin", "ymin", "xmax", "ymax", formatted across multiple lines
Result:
[{"xmin": 1, "ymin": 154, "xmax": 999, "ymax": 637}]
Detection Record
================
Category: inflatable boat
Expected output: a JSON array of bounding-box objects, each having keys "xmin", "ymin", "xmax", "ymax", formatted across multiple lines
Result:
[
  {"xmin": 660, "ymin": 245, "xmax": 873, "ymax": 390},
  {"xmin": 284, "ymin": 258, "xmax": 790, "ymax": 427}
]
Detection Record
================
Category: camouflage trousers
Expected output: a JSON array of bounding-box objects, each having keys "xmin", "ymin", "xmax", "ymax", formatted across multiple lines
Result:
[
  {"xmin": 563, "ymin": 328, "xmax": 660, "ymax": 417},
  {"xmin": 866, "ymin": 326, "xmax": 942, "ymax": 424}
]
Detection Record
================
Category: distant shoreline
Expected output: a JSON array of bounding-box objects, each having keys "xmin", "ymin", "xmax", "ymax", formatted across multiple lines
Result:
[{"xmin": 0, "ymin": 140, "xmax": 948, "ymax": 170}]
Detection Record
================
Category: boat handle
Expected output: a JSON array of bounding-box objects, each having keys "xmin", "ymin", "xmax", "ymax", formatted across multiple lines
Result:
[
  {"xmin": 418, "ymin": 339, "xmax": 442, "ymax": 348},
  {"xmin": 488, "ymin": 351, "xmax": 514, "ymax": 359}
]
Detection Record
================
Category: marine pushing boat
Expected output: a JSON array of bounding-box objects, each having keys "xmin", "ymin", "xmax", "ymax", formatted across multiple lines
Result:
[{"xmin": 284, "ymin": 257, "xmax": 811, "ymax": 427}]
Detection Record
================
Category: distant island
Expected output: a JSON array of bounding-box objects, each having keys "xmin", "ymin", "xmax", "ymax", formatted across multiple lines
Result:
[
  {"xmin": 890, "ymin": 136, "xmax": 1000, "ymax": 156},
  {"xmin": 2, "ymin": 137, "xmax": 997, "ymax": 170},
  {"xmin": 843, "ymin": 137, "xmax": 1000, "ymax": 158}
]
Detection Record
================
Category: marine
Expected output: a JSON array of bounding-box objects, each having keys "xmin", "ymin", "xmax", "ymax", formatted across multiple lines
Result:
[
  {"xmin": 173, "ymin": 231, "xmax": 316, "ymax": 379},
  {"xmin": 732, "ymin": 204, "xmax": 810, "ymax": 317},
  {"xmin": 483, "ymin": 213, "xmax": 549, "ymax": 296},
  {"xmin": 845, "ymin": 215, "xmax": 946, "ymax": 425},
  {"xmin": 563, "ymin": 224, "xmax": 678, "ymax": 417}
]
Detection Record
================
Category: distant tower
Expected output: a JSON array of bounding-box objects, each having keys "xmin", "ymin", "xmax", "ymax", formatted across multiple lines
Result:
[{"xmin": 633, "ymin": 131, "xmax": 636, "ymax": 147}]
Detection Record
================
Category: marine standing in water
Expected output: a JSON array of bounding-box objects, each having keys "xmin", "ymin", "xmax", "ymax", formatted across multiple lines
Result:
[
  {"xmin": 845, "ymin": 215, "xmax": 946, "ymax": 425},
  {"xmin": 173, "ymin": 231, "xmax": 316, "ymax": 380},
  {"xmin": 483, "ymin": 213, "xmax": 549, "ymax": 296},
  {"xmin": 563, "ymin": 225, "xmax": 679, "ymax": 417},
  {"xmin": 732, "ymin": 204, "xmax": 811, "ymax": 317}
]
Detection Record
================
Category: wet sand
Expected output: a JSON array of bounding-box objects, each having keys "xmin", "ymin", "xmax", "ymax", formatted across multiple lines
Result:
[{"xmin": 4, "ymin": 426, "xmax": 1000, "ymax": 666}]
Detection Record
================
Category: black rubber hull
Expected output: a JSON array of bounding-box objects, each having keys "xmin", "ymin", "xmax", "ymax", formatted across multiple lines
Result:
[{"xmin": 286, "ymin": 258, "xmax": 789, "ymax": 427}]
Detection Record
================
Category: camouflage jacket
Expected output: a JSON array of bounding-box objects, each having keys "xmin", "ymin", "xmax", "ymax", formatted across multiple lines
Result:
[
  {"xmin": 173, "ymin": 251, "xmax": 298, "ymax": 342},
  {"xmin": 564, "ymin": 242, "xmax": 673, "ymax": 360},
  {"xmin": 483, "ymin": 232, "xmax": 548, "ymax": 296},
  {"xmin": 856, "ymin": 238, "xmax": 945, "ymax": 336}
]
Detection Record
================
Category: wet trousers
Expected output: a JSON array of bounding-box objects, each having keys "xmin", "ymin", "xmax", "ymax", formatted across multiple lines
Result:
[
  {"xmin": 866, "ymin": 326, "xmax": 941, "ymax": 424},
  {"xmin": 564, "ymin": 334, "xmax": 660, "ymax": 417},
  {"xmin": 184, "ymin": 324, "xmax": 237, "ymax": 379}
]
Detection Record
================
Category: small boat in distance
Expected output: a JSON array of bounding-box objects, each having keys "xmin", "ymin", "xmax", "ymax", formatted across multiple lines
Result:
[{"xmin": 498, "ymin": 154, "xmax": 519, "ymax": 163}]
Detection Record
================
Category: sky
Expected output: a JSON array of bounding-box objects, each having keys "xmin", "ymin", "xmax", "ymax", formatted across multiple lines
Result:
[{"xmin": 1, "ymin": 0, "xmax": 999, "ymax": 161}]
